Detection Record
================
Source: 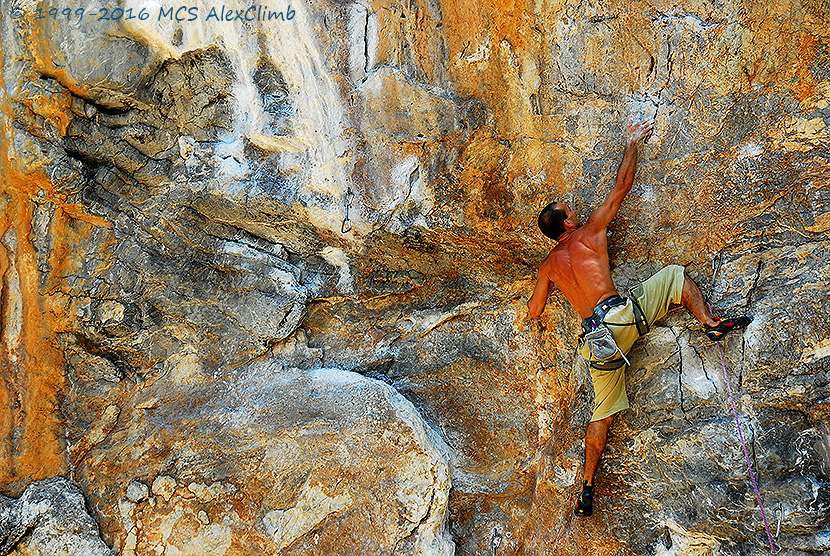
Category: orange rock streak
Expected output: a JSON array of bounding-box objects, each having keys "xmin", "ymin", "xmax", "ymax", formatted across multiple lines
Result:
[{"xmin": 0, "ymin": 32, "xmax": 104, "ymax": 495}]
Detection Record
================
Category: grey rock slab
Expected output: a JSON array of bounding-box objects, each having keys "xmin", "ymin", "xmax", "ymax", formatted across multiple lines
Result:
[{"xmin": 0, "ymin": 477, "xmax": 112, "ymax": 556}]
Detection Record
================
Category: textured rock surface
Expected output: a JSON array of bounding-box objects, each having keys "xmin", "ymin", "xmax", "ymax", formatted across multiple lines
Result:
[
  {"xmin": 0, "ymin": 477, "xmax": 113, "ymax": 555},
  {"xmin": 74, "ymin": 356, "xmax": 452, "ymax": 555},
  {"xmin": 1, "ymin": 0, "xmax": 829, "ymax": 554}
]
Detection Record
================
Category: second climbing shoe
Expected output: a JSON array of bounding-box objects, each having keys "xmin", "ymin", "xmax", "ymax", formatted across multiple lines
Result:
[
  {"xmin": 705, "ymin": 316, "xmax": 753, "ymax": 341},
  {"xmin": 574, "ymin": 481, "xmax": 594, "ymax": 517}
]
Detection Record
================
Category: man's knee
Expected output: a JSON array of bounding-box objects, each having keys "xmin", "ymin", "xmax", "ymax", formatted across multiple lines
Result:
[
  {"xmin": 588, "ymin": 413, "xmax": 615, "ymax": 430},
  {"xmin": 664, "ymin": 265, "xmax": 686, "ymax": 307}
]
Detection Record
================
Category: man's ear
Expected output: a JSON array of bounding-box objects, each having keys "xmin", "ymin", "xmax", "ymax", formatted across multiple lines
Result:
[{"xmin": 564, "ymin": 218, "xmax": 577, "ymax": 230}]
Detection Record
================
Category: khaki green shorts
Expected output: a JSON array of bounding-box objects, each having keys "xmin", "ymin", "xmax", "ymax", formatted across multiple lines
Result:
[{"xmin": 582, "ymin": 265, "xmax": 685, "ymax": 421}]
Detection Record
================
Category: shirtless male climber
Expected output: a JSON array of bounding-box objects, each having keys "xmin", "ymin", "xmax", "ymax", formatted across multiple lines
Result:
[{"xmin": 527, "ymin": 117, "xmax": 751, "ymax": 517}]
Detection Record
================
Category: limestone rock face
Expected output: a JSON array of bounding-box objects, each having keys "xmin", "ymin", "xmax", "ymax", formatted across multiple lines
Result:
[
  {"xmin": 74, "ymin": 357, "xmax": 452, "ymax": 555},
  {"xmin": 0, "ymin": 477, "xmax": 113, "ymax": 556},
  {"xmin": 1, "ymin": 0, "xmax": 829, "ymax": 554}
]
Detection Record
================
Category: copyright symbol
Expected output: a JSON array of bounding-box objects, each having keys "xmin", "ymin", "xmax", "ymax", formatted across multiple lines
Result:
[{"xmin": 10, "ymin": 5, "xmax": 25, "ymax": 18}]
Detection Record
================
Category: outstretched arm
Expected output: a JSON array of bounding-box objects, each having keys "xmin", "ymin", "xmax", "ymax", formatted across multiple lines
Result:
[{"xmin": 588, "ymin": 118, "xmax": 654, "ymax": 228}]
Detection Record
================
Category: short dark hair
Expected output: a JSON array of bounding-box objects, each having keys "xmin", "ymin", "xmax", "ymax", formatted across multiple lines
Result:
[{"xmin": 538, "ymin": 202, "xmax": 567, "ymax": 240}]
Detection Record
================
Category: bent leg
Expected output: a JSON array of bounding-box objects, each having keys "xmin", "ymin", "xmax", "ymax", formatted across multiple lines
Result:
[
  {"xmin": 583, "ymin": 414, "xmax": 614, "ymax": 485},
  {"xmin": 633, "ymin": 265, "xmax": 720, "ymax": 328},
  {"xmin": 633, "ymin": 265, "xmax": 750, "ymax": 336},
  {"xmin": 681, "ymin": 272, "xmax": 720, "ymax": 328}
]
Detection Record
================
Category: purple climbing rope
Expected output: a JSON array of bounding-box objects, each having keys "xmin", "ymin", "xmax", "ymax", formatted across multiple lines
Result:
[{"xmin": 716, "ymin": 341, "xmax": 777, "ymax": 553}]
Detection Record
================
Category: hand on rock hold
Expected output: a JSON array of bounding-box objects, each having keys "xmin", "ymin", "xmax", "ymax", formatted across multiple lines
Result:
[{"xmin": 626, "ymin": 117, "xmax": 655, "ymax": 146}]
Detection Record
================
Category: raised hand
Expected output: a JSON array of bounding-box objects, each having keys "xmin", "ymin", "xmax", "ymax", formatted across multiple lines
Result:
[{"xmin": 626, "ymin": 117, "xmax": 654, "ymax": 146}]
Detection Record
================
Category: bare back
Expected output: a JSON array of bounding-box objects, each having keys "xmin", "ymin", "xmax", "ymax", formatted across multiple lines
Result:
[{"xmin": 539, "ymin": 222, "xmax": 618, "ymax": 320}]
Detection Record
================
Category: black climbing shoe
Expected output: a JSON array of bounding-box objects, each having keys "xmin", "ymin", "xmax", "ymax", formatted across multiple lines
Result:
[
  {"xmin": 574, "ymin": 481, "xmax": 594, "ymax": 517},
  {"xmin": 705, "ymin": 316, "xmax": 753, "ymax": 341}
]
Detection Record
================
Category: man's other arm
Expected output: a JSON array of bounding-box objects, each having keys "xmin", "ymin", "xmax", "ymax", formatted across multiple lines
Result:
[
  {"xmin": 588, "ymin": 118, "xmax": 654, "ymax": 229},
  {"xmin": 528, "ymin": 267, "xmax": 554, "ymax": 318}
]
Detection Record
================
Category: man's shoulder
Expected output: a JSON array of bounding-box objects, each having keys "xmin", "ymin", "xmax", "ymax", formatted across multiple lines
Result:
[
  {"xmin": 583, "ymin": 213, "xmax": 611, "ymax": 234},
  {"xmin": 540, "ymin": 245, "xmax": 567, "ymax": 275},
  {"xmin": 570, "ymin": 220, "xmax": 610, "ymax": 248},
  {"xmin": 542, "ymin": 243, "xmax": 564, "ymax": 260}
]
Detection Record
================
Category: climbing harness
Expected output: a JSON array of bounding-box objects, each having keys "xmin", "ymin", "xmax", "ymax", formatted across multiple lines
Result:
[
  {"xmin": 717, "ymin": 342, "xmax": 778, "ymax": 553},
  {"xmin": 341, "ymin": 187, "xmax": 355, "ymax": 233},
  {"xmin": 578, "ymin": 295, "xmax": 648, "ymax": 370}
]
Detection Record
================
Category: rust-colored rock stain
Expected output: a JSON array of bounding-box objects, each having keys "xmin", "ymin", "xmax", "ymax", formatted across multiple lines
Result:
[{"xmin": 0, "ymin": 35, "xmax": 107, "ymax": 495}]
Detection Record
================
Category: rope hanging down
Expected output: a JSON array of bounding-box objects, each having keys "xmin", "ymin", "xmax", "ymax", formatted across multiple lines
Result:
[{"xmin": 717, "ymin": 342, "xmax": 778, "ymax": 553}]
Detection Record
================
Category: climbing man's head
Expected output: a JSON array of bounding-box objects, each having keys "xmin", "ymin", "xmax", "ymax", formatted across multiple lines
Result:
[{"xmin": 538, "ymin": 202, "xmax": 578, "ymax": 240}]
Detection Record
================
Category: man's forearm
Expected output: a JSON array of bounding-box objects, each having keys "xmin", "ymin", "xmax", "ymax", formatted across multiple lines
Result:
[{"xmin": 614, "ymin": 141, "xmax": 639, "ymax": 191}]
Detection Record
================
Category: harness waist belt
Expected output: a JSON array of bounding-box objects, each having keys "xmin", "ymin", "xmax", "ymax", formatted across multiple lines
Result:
[
  {"xmin": 581, "ymin": 295, "xmax": 626, "ymax": 333},
  {"xmin": 582, "ymin": 295, "xmax": 649, "ymax": 335}
]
